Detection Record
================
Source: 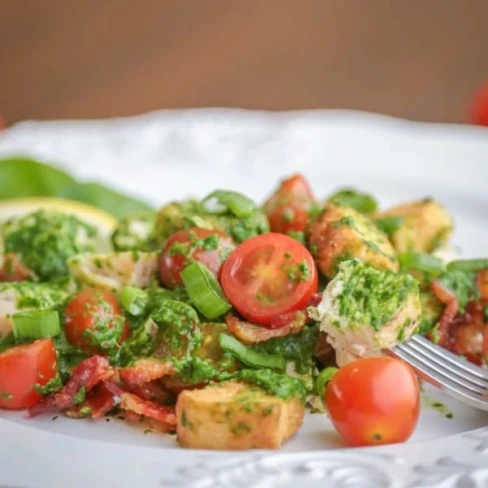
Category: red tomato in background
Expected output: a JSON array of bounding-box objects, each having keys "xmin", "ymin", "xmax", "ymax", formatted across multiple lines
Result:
[
  {"xmin": 470, "ymin": 82, "xmax": 488, "ymax": 127},
  {"xmin": 0, "ymin": 338, "xmax": 58, "ymax": 409},
  {"xmin": 64, "ymin": 289, "xmax": 129, "ymax": 354},
  {"xmin": 220, "ymin": 233, "xmax": 317, "ymax": 326},
  {"xmin": 159, "ymin": 227, "xmax": 235, "ymax": 288},
  {"xmin": 325, "ymin": 357, "xmax": 420, "ymax": 447},
  {"xmin": 263, "ymin": 174, "xmax": 317, "ymax": 234}
]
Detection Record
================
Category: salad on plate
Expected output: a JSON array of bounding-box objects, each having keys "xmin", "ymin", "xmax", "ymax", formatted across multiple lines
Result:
[{"xmin": 0, "ymin": 160, "xmax": 486, "ymax": 451}]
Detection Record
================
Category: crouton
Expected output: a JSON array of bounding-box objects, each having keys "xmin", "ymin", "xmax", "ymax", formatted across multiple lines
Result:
[{"xmin": 176, "ymin": 380, "xmax": 304, "ymax": 449}]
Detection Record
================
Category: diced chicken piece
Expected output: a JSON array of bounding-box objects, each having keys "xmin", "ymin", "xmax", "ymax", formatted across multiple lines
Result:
[
  {"xmin": 314, "ymin": 259, "xmax": 421, "ymax": 367},
  {"xmin": 67, "ymin": 251, "xmax": 158, "ymax": 291},
  {"xmin": 0, "ymin": 283, "xmax": 68, "ymax": 338},
  {"xmin": 308, "ymin": 204, "xmax": 398, "ymax": 279},
  {"xmin": 176, "ymin": 381, "xmax": 304, "ymax": 450},
  {"xmin": 375, "ymin": 199, "xmax": 453, "ymax": 253}
]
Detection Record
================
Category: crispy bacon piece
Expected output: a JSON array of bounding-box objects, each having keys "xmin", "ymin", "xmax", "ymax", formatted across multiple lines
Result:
[
  {"xmin": 64, "ymin": 381, "xmax": 116, "ymax": 419},
  {"xmin": 477, "ymin": 269, "xmax": 488, "ymax": 301},
  {"xmin": 430, "ymin": 280, "xmax": 459, "ymax": 348},
  {"xmin": 225, "ymin": 311, "xmax": 307, "ymax": 344},
  {"xmin": 0, "ymin": 253, "xmax": 35, "ymax": 282},
  {"xmin": 29, "ymin": 356, "xmax": 113, "ymax": 416},
  {"xmin": 126, "ymin": 380, "xmax": 172, "ymax": 404},
  {"xmin": 103, "ymin": 381, "xmax": 176, "ymax": 429},
  {"xmin": 118, "ymin": 359, "xmax": 175, "ymax": 388}
]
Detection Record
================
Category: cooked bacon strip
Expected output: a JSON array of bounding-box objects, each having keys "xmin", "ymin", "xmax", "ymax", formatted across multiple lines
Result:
[
  {"xmin": 225, "ymin": 311, "xmax": 307, "ymax": 344},
  {"xmin": 477, "ymin": 269, "xmax": 488, "ymax": 301},
  {"xmin": 119, "ymin": 359, "xmax": 175, "ymax": 388},
  {"xmin": 29, "ymin": 356, "xmax": 113, "ymax": 416},
  {"xmin": 126, "ymin": 380, "xmax": 172, "ymax": 404},
  {"xmin": 64, "ymin": 381, "xmax": 116, "ymax": 419},
  {"xmin": 430, "ymin": 280, "xmax": 459, "ymax": 348},
  {"xmin": 103, "ymin": 381, "xmax": 176, "ymax": 429},
  {"xmin": 0, "ymin": 253, "xmax": 35, "ymax": 282}
]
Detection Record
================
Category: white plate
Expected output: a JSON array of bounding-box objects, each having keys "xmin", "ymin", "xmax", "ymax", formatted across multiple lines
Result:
[{"xmin": 1, "ymin": 109, "xmax": 488, "ymax": 488}]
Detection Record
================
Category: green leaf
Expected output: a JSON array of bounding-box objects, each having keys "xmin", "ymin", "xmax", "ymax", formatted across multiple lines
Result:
[
  {"xmin": 78, "ymin": 182, "xmax": 153, "ymax": 219},
  {"xmin": 0, "ymin": 158, "xmax": 78, "ymax": 199},
  {"xmin": 0, "ymin": 157, "xmax": 154, "ymax": 219}
]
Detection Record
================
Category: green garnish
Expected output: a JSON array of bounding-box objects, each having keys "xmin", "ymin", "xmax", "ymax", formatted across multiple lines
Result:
[
  {"xmin": 399, "ymin": 252, "xmax": 445, "ymax": 276},
  {"xmin": 219, "ymin": 334, "xmax": 286, "ymax": 372},
  {"xmin": 447, "ymin": 259, "xmax": 488, "ymax": 273},
  {"xmin": 202, "ymin": 190, "xmax": 257, "ymax": 218},
  {"xmin": 375, "ymin": 216, "xmax": 404, "ymax": 236},
  {"xmin": 316, "ymin": 367, "xmax": 338, "ymax": 398},
  {"xmin": 181, "ymin": 262, "xmax": 231, "ymax": 320},
  {"xmin": 328, "ymin": 188, "xmax": 378, "ymax": 214},
  {"xmin": 12, "ymin": 310, "xmax": 61, "ymax": 341},
  {"xmin": 119, "ymin": 287, "xmax": 149, "ymax": 316}
]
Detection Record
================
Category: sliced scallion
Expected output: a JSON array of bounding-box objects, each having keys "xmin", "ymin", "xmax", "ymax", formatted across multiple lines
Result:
[
  {"xmin": 316, "ymin": 367, "xmax": 338, "ymax": 398},
  {"xmin": 181, "ymin": 262, "xmax": 231, "ymax": 319},
  {"xmin": 447, "ymin": 259, "xmax": 488, "ymax": 273},
  {"xmin": 219, "ymin": 333, "xmax": 286, "ymax": 371},
  {"xmin": 398, "ymin": 252, "xmax": 445, "ymax": 275},
  {"xmin": 202, "ymin": 190, "xmax": 256, "ymax": 218},
  {"xmin": 119, "ymin": 286, "xmax": 148, "ymax": 316},
  {"xmin": 12, "ymin": 310, "xmax": 61, "ymax": 341}
]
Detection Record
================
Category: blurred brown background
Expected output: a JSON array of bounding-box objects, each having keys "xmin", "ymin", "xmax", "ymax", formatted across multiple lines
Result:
[{"xmin": 1, "ymin": 0, "xmax": 487, "ymax": 126}]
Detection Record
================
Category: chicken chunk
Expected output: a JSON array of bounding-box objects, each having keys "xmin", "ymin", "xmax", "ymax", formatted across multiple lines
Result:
[
  {"xmin": 375, "ymin": 199, "xmax": 453, "ymax": 253},
  {"xmin": 176, "ymin": 381, "xmax": 305, "ymax": 450},
  {"xmin": 0, "ymin": 282, "xmax": 67, "ymax": 338},
  {"xmin": 314, "ymin": 259, "xmax": 421, "ymax": 366},
  {"xmin": 308, "ymin": 204, "xmax": 398, "ymax": 279},
  {"xmin": 67, "ymin": 251, "xmax": 158, "ymax": 291}
]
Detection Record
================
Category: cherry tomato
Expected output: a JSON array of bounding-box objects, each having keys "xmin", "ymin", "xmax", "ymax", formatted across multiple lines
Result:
[
  {"xmin": 0, "ymin": 338, "xmax": 58, "ymax": 410},
  {"xmin": 159, "ymin": 227, "xmax": 235, "ymax": 288},
  {"xmin": 263, "ymin": 174, "xmax": 316, "ymax": 234},
  {"xmin": 220, "ymin": 233, "xmax": 318, "ymax": 326},
  {"xmin": 470, "ymin": 82, "xmax": 488, "ymax": 127},
  {"xmin": 325, "ymin": 357, "xmax": 420, "ymax": 447},
  {"xmin": 64, "ymin": 289, "xmax": 130, "ymax": 354}
]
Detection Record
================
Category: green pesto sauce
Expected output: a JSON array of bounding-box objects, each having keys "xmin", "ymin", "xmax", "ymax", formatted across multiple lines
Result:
[
  {"xmin": 251, "ymin": 324, "xmax": 319, "ymax": 374},
  {"xmin": 111, "ymin": 213, "xmax": 156, "ymax": 251},
  {"xmin": 3, "ymin": 210, "xmax": 98, "ymax": 280},
  {"xmin": 0, "ymin": 282, "xmax": 68, "ymax": 311},
  {"xmin": 154, "ymin": 198, "xmax": 269, "ymax": 245},
  {"xmin": 336, "ymin": 260, "xmax": 419, "ymax": 331},
  {"xmin": 422, "ymin": 396, "xmax": 453, "ymax": 419},
  {"xmin": 230, "ymin": 369, "xmax": 307, "ymax": 402}
]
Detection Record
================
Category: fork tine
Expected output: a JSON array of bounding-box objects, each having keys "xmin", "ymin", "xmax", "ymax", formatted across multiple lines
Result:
[
  {"xmin": 410, "ymin": 335, "xmax": 488, "ymax": 381},
  {"xmin": 387, "ymin": 346, "xmax": 488, "ymax": 410},
  {"xmin": 394, "ymin": 343, "xmax": 485, "ymax": 395},
  {"xmin": 401, "ymin": 340, "xmax": 488, "ymax": 391}
]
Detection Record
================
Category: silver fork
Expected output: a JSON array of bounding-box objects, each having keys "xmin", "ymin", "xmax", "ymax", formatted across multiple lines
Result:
[{"xmin": 385, "ymin": 334, "xmax": 488, "ymax": 411}]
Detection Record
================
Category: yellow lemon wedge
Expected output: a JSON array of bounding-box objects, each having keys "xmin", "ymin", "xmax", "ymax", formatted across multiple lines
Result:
[{"xmin": 0, "ymin": 197, "xmax": 117, "ymax": 252}]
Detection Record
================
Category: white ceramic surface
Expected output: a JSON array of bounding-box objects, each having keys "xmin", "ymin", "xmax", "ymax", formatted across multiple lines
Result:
[{"xmin": 0, "ymin": 109, "xmax": 487, "ymax": 487}]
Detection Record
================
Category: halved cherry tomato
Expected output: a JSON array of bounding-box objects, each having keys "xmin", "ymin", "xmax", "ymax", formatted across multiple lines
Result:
[
  {"xmin": 64, "ymin": 289, "xmax": 129, "ymax": 354},
  {"xmin": 220, "ymin": 233, "xmax": 318, "ymax": 326},
  {"xmin": 0, "ymin": 338, "xmax": 58, "ymax": 410},
  {"xmin": 325, "ymin": 357, "xmax": 420, "ymax": 447},
  {"xmin": 470, "ymin": 82, "xmax": 488, "ymax": 127},
  {"xmin": 159, "ymin": 227, "xmax": 235, "ymax": 288},
  {"xmin": 262, "ymin": 174, "xmax": 316, "ymax": 234}
]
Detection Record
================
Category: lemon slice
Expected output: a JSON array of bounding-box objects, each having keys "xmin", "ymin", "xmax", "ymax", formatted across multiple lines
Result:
[{"xmin": 0, "ymin": 197, "xmax": 117, "ymax": 252}]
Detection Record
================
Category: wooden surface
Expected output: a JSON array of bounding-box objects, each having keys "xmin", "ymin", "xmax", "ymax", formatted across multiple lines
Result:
[{"xmin": 1, "ymin": 0, "xmax": 487, "ymax": 125}]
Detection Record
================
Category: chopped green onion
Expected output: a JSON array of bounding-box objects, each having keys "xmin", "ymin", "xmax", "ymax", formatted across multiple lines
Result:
[
  {"xmin": 12, "ymin": 310, "xmax": 61, "ymax": 341},
  {"xmin": 202, "ymin": 190, "xmax": 256, "ymax": 218},
  {"xmin": 119, "ymin": 287, "xmax": 148, "ymax": 316},
  {"xmin": 374, "ymin": 216, "xmax": 404, "ymax": 236},
  {"xmin": 219, "ymin": 333, "xmax": 286, "ymax": 371},
  {"xmin": 447, "ymin": 259, "xmax": 488, "ymax": 273},
  {"xmin": 328, "ymin": 188, "xmax": 378, "ymax": 214},
  {"xmin": 316, "ymin": 367, "xmax": 338, "ymax": 398},
  {"xmin": 181, "ymin": 262, "xmax": 231, "ymax": 319},
  {"xmin": 398, "ymin": 252, "xmax": 445, "ymax": 275}
]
